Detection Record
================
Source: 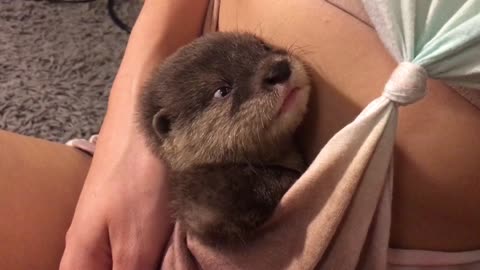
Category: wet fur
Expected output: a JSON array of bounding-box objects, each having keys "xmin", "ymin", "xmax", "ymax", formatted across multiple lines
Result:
[{"xmin": 137, "ymin": 32, "xmax": 311, "ymax": 244}]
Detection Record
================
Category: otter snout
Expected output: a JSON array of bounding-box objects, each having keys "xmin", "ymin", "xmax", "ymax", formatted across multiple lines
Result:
[{"xmin": 264, "ymin": 59, "xmax": 291, "ymax": 85}]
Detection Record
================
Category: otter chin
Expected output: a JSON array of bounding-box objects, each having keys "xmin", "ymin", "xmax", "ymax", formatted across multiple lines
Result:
[{"xmin": 137, "ymin": 32, "xmax": 311, "ymax": 245}]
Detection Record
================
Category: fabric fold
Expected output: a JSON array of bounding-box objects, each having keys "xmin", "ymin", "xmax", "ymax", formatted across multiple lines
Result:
[{"xmin": 383, "ymin": 62, "xmax": 427, "ymax": 105}]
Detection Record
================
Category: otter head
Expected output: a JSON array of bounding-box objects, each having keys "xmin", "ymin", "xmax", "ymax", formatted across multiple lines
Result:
[{"xmin": 138, "ymin": 32, "xmax": 311, "ymax": 170}]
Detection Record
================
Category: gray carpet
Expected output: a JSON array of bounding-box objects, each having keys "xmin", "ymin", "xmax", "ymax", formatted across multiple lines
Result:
[{"xmin": 0, "ymin": 0, "xmax": 141, "ymax": 143}]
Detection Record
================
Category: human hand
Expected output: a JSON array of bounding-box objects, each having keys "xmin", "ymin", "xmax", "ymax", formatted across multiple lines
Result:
[{"xmin": 59, "ymin": 101, "xmax": 173, "ymax": 269}]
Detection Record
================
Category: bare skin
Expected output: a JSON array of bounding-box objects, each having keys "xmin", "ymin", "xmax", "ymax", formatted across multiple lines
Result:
[
  {"xmin": 0, "ymin": 1, "xmax": 479, "ymax": 270},
  {"xmin": 0, "ymin": 130, "xmax": 91, "ymax": 270}
]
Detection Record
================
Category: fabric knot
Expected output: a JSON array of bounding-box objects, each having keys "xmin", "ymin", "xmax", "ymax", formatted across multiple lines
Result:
[{"xmin": 383, "ymin": 62, "xmax": 427, "ymax": 105}]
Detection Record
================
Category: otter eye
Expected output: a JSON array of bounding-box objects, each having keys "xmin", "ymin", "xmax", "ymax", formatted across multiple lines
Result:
[{"xmin": 214, "ymin": 86, "xmax": 233, "ymax": 98}]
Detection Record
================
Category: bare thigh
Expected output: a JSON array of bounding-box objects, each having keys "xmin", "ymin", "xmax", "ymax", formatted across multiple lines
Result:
[{"xmin": 0, "ymin": 130, "xmax": 91, "ymax": 270}]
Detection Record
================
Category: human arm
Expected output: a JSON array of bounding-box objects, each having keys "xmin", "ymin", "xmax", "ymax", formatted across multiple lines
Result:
[{"xmin": 59, "ymin": 1, "xmax": 209, "ymax": 269}]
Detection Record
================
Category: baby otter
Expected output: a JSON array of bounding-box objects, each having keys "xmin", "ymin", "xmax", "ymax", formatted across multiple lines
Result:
[{"xmin": 137, "ymin": 32, "xmax": 311, "ymax": 244}]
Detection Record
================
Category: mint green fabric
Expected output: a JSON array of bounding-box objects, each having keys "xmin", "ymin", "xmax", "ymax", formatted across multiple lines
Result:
[{"xmin": 363, "ymin": 0, "xmax": 480, "ymax": 88}]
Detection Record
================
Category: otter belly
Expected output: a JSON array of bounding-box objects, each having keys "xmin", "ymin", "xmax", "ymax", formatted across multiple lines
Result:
[{"xmin": 170, "ymin": 163, "xmax": 301, "ymax": 245}]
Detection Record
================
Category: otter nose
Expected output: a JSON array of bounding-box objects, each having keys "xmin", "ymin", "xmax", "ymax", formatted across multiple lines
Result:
[{"xmin": 265, "ymin": 60, "xmax": 291, "ymax": 85}]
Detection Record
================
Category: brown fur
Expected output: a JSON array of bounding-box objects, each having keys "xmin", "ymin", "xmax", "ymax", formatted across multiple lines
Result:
[{"xmin": 137, "ymin": 32, "xmax": 311, "ymax": 245}]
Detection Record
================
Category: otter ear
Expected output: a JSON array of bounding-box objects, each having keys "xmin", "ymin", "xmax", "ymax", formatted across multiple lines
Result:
[{"xmin": 152, "ymin": 110, "xmax": 171, "ymax": 139}]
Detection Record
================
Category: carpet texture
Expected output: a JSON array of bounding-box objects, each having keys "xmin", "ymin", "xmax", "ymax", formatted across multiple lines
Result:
[{"xmin": 0, "ymin": 0, "xmax": 141, "ymax": 143}]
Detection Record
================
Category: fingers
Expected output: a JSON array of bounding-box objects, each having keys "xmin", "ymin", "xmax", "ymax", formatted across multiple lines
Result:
[
  {"xmin": 60, "ymin": 239, "xmax": 112, "ymax": 270},
  {"xmin": 59, "ymin": 185, "xmax": 112, "ymax": 270},
  {"xmin": 109, "ymin": 182, "xmax": 174, "ymax": 270},
  {"xmin": 59, "ymin": 225, "xmax": 112, "ymax": 270}
]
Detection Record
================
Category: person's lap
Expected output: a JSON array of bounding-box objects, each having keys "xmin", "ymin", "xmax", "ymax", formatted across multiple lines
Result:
[{"xmin": 0, "ymin": 130, "xmax": 91, "ymax": 269}]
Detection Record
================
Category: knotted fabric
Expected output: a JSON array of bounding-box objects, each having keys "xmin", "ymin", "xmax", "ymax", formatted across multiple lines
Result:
[{"xmin": 383, "ymin": 62, "xmax": 427, "ymax": 105}]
